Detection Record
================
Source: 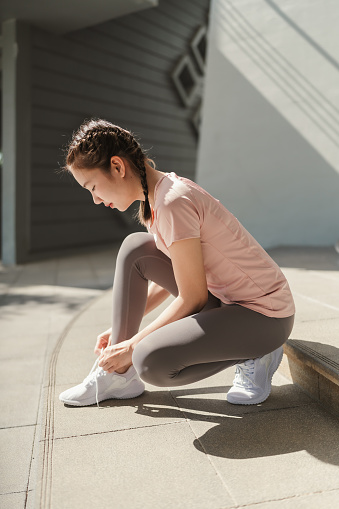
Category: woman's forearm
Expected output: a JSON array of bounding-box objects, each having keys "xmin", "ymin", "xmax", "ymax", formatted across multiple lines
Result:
[
  {"xmin": 144, "ymin": 282, "xmax": 171, "ymax": 316},
  {"xmin": 131, "ymin": 293, "xmax": 206, "ymax": 350}
]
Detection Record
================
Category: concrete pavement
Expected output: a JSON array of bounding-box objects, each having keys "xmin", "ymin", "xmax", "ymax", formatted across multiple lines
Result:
[{"xmin": 1, "ymin": 245, "xmax": 339, "ymax": 509}]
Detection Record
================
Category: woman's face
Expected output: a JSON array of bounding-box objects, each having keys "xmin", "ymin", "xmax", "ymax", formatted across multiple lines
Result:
[{"xmin": 70, "ymin": 158, "xmax": 143, "ymax": 211}]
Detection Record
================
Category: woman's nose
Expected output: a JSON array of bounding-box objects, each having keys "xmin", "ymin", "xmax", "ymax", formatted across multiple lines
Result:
[{"xmin": 92, "ymin": 193, "xmax": 102, "ymax": 205}]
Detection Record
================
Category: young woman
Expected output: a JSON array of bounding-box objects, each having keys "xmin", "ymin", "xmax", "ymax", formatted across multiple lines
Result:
[{"xmin": 59, "ymin": 119, "xmax": 295, "ymax": 407}]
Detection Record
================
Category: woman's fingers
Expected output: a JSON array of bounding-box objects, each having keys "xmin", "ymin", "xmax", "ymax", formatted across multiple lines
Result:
[
  {"xmin": 97, "ymin": 341, "xmax": 132, "ymax": 372},
  {"xmin": 98, "ymin": 347, "xmax": 116, "ymax": 370},
  {"xmin": 94, "ymin": 335, "xmax": 109, "ymax": 355}
]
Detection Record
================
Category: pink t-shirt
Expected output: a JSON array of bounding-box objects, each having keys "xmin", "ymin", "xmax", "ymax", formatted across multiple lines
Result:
[{"xmin": 147, "ymin": 172, "xmax": 295, "ymax": 318}]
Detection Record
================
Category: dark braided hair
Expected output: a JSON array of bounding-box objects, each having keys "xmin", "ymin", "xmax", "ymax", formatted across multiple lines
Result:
[{"xmin": 65, "ymin": 119, "xmax": 152, "ymax": 225}]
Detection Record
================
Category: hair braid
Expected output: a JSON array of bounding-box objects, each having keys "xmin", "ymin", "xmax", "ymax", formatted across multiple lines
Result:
[
  {"xmin": 135, "ymin": 152, "xmax": 152, "ymax": 224},
  {"xmin": 65, "ymin": 118, "xmax": 154, "ymax": 226}
]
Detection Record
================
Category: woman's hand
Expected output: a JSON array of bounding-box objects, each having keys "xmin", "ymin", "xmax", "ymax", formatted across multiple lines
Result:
[
  {"xmin": 98, "ymin": 339, "xmax": 134, "ymax": 373},
  {"xmin": 94, "ymin": 327, "xmax": 112, "ymax": 355}
]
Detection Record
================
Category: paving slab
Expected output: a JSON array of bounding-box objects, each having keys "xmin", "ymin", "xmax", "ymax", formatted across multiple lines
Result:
[
  {"xmin": 6, "ymin": 262, "xmax": 57, "ymax": 288},
  {"xmin": 0, "ymin": 357, "xmax": 43, "ymax": 385},
  {"xmin": 61, "ymin": 323, "xmax": 112, "ymax": 351},
  {"xmin": 41, "ymin": 422, "xmax": 235, "ymax": 509},
  {"xmin": 0, "ymin": 332, "xmax": 50, "ymax": 358},
  {"xmin": 284, "ymin": 268, "xmax": 338, "ymax": 314},
  {"xmin": 188, "ymin": 404, "xmax": 339, "ymax": 507},
  {"xmin": 0, "ymin": 384, "xmax": 41, "ymax": 428},
  {"xmin": 1, "ymin": 314, "xmax": 52, "ymax": 335},
  {"xmin": 290, "ymin": 294, "xmax": 337, "ymax": 322},
  {"xmin": 0, "ymin": 491, "xmax": 27, "ymax": 509},
  {"xmin": 56, "ymin": 333, "xmax": 97, "ymax": 354},
  {"xmin": 285, "ymin": 268, "xmax": 338, "ymax": 299},
  {"xmin": 292, "ymin": 319, "xmax": 339, "ymax": 348},
  {"xmin": 55, "ymin": 348, "xmax": 101, "ymax": 387},
  {"xmin": 54, "ymin": 250, "xmax": 116, "ymax": 289},
  {"xmin": 0, "ymin": 426, "xmax": 35, "ymax": 494},
  {"xmin": 0, "ymin": 286, "xmax": 100, "ymax": 328}
]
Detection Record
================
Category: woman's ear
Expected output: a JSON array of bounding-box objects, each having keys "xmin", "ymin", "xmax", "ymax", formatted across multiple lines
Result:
[{"xmin": 110, "ymin": 156, "xmax": 126, "ymax": 177}]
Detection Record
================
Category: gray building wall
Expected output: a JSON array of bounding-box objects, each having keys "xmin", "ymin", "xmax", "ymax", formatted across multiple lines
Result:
[
  {"xmin": 197, "ymin": 0, "xmax": 339, "ymax": 249},
  {"xmin": 30, "ymin": 0, "xmax": 209, "ymax": 255}
]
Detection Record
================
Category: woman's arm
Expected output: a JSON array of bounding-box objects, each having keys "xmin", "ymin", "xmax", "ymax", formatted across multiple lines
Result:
[
  {"xmin": 130, "ymin": 236, "xmax": 208, "ymax": 349},
  {"xmin": 144, "ymin": 282, "xmax": 171, "ymax": 316},
  {"xmin": 95, "ymin": 283, "xmax": 170, "ymax": 353},
  {"xmin": 98, "ymin": 237, "xmax": 208, "ymax": 372}
]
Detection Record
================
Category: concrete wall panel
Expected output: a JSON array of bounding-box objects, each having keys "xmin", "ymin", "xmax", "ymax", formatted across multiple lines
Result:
[{"xmin": 197, "ymin": 0, "xmax": 339, "ymax": 248}]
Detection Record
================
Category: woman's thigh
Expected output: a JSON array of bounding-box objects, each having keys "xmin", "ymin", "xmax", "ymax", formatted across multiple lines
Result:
[{"xmin": 133, "ymin": 304, "xmax": 294, "ymax": 387}]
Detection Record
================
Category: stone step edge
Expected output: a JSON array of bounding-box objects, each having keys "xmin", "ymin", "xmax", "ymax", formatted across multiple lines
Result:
[{"xmin": 279, "ymin": 339, "xmax": 339, "ymax": 418}]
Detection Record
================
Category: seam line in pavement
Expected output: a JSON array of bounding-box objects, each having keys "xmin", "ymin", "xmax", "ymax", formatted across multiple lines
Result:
[
  {"xmin": 295, "ymin": 292, "xmax": 339, "ymax": 312},
  {"xmin": 0, "ymin": 490, "xmax": 33, "ymax": 496},
  {"xmin": 0, "ymin": 423, "xmax": 37, "ymax": 430},
  {"xmin": 309, "ymin": 271, "xmax": 339, "ymax": 283},
  {"xmin": 230, "ymin": 404, "xmax": 309, "ymax": 416},
  {"xmin": 25, "ymin": 373, "xmax": 45, "ymax": 509},
  {"xmin": 168, "ymin": 391, "xmax": 238, "ymax": 505},
  {"xmin": 298, "ymin": 316, "xmax": 339, "ymax": 323},
  {"xmin": 169, "ymin": 404, "xmax": 309, "ymax": 422},
  {"xmin": 223, "ymin": 486, "xmax": 339, "ymax": 508},
  {"xmin": 39, "ymin": 419, "xmax": 187, "ymax": 442},
  {"xmin": 191, "ymin": 422, "xmax": 238, "ymax": 506}
]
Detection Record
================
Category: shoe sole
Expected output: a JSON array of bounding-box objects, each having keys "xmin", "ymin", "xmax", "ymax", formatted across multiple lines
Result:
[
  {"xmin": 60, "ymin": 387, "xmax": 145, "ymax": 407},
  {"xmin": 227, "ymin": 347, "xmax": 284, "ymax": 406}
]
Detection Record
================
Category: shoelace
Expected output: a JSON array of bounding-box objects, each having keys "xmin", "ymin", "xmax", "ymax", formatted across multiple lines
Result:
[
  {"xmin": 84, "ymin": 350, "xmax": 104, "ymax": 408},
  {"xmin": 233, "ymin": 359, "xmax": 256, "ymax": 389}
]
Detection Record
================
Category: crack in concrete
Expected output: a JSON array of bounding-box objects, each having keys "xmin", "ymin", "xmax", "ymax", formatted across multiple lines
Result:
[{"xmin": 39, "ymin": 419, "xmax": 187, "ymax": 442}]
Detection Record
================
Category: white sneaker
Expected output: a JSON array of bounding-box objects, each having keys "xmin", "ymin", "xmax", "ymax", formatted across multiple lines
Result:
[
  {"xmin": 226, "ymin": 346, "xmax": 283, "ymax": 405},
  {"xmin": 59, "ymin": 358, "xmax": 145, "ymax": 407}
]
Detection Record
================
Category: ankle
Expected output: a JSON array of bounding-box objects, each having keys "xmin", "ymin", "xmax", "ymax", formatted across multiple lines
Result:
[{"xmin": 115, "ymin": 364, "xmax": 133, "ymax": 375}]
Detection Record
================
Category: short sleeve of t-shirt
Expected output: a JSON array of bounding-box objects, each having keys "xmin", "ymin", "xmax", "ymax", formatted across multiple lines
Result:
[{"xmin": 157, "ymin": 195, "xmax": 201, "ymax": 248}]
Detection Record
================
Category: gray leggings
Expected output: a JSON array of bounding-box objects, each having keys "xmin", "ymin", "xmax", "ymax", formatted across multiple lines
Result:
[{"xmin": 111, "ymin": 232, "xmax": 294, "ymax": 387}]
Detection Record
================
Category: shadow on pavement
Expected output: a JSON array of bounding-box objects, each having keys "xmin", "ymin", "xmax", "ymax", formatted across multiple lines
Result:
[{"xmin": 70, "ymin": 383, "xmax": 339, "ymax": 467}]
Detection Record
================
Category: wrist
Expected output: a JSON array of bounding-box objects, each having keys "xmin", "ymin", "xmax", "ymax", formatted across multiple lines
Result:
[{"xmin": 129, "ymin": 334, "xmax": 143, "ymax": 351}]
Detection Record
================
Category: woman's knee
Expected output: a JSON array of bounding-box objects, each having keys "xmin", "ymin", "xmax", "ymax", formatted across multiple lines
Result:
[
  {"xmin": 117, "ymin": 232, "xmax": 156, "ymax": 272},
  {"xmin": 132, "ymin": 342, "xmax": 174, "ymax": 387},
  {"xmin": 119, "ymin": 232, "xmax": 154, "ymax": 259}
]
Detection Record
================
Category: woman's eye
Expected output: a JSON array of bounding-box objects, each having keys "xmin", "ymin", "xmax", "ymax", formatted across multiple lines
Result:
[{"xmin": 92, "ymin": 186, "xmax": 95, "ymax": 192}]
